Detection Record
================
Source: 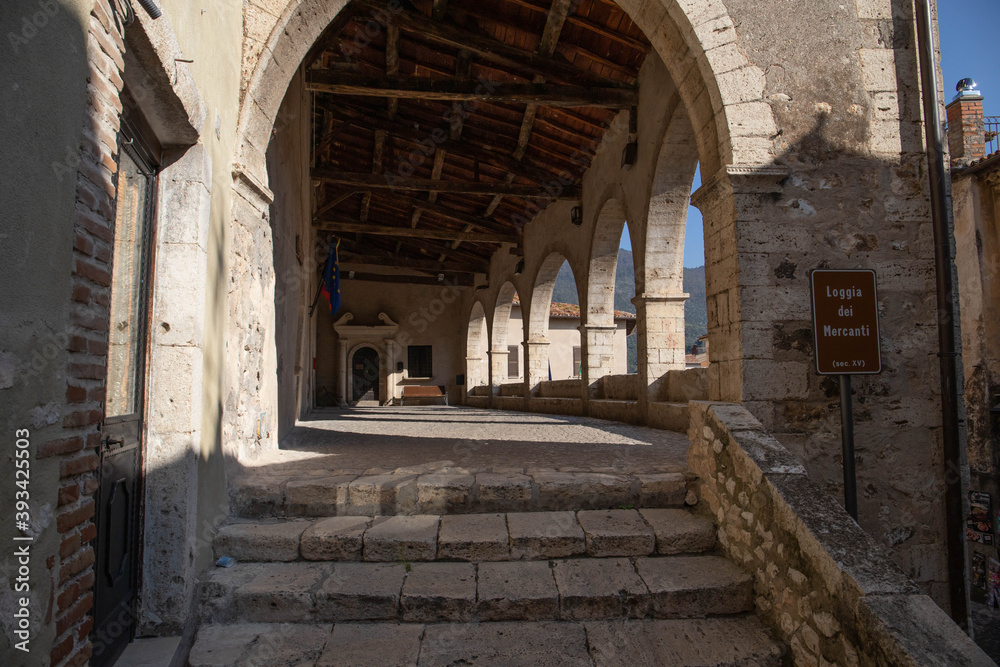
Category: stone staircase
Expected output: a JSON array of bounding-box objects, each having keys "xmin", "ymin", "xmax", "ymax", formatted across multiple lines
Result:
[{"xmin": 189, "ymin": 473, "xmax": 786, "ymax": 665}]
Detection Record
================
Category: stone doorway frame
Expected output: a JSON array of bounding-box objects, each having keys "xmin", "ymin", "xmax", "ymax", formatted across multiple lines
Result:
[
  {"xmin": 347, "ymin": 343, "xmax": 383, "ymax": 405},
  {"xmin": 333, "ymin": 312, "xmax": 399, "ymax": 406}
]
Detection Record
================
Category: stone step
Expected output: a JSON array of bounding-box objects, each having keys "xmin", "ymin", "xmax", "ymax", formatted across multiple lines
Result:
[
  {"xmin": 188, "ymin": 617, "xmax": 786, "ymax": 666},
  {"xmin": 198, "ymin": 554, "xmax": 752, "ymax": 625},
  {"xmin": 214, "ymin": 508, "xmax": 716, "ymax": 563},
  {"xmin": 232, "ymin": 469, "xmax": 694, "ymax": 518}
]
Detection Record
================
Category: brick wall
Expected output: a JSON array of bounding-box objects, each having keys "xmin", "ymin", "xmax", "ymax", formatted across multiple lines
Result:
[{"xmin": 36, "ymin": 2, "xmax": 125, "ymax": 665}]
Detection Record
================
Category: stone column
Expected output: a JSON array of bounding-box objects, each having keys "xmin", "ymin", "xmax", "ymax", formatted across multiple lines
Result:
[
  {"xmin": 581, "ymin": 324, "xmax": 617, "ymax": 405},
  {"xmin": 338, "ymin": 340, "xmax": 349, "ymax": 406},
  {"xmin": 383, "ymin": 337, "xmax": 395, "ymax": 405},
  {"xmin": 524, "ymin": 338, "xmax": 550, "ymax": 401},
  {"xmin": 634, "ymin": 293, "xmax": 688, "ymax": 408},
  {"xmin": 490, "ymin": 347, "xmax": 510, "ymax": 390},
  {"xmin": 466, "ymin": 356, "xmax": 485, "ymax": 390}
]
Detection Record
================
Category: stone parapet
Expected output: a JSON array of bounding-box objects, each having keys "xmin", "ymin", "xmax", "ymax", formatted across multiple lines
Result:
[{"xmin": 687, "ymin": 402, "xmax": 991, "ymax": 666}]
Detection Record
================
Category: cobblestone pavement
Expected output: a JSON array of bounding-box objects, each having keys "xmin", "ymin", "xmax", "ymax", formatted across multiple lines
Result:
[{"xmin": 249, "ymin": 406, "xmax": 689, "ymax": 475}]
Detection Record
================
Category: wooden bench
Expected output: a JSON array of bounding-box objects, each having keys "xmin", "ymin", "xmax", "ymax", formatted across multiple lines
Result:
[{"xmin": 401, "ymin": 385, "xmax": 449, "ymax": 406}]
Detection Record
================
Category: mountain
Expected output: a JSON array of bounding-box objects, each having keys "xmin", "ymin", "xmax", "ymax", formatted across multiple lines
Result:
[{"xmin": 549, "ymin": 251, "xmax": 707, "ymax": 371}]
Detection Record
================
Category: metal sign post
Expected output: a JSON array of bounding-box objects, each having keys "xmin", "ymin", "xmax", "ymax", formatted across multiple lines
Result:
[{"xmin": 810, "ymin": 269, "xmax": 882, "ymax": 521}]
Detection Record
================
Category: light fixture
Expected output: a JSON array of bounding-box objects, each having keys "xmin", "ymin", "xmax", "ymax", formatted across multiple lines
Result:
[
  {"xmin": 437, "ymin": 273, "xmax": 445, "ymax": 283},
  {"xmin": 514, "ymin": 259, "xmax": 525, "ymax": 275},
  {"xmin": 621, "ymin": 138, "xmax": 638, "ymax": 169},
  {"xmin": 348, "ymin": 270, "xmax": 355, "ymax": 279},
  {"xmin": 570, "ymin": 205, "xmax": 583, "ymax": 226}
]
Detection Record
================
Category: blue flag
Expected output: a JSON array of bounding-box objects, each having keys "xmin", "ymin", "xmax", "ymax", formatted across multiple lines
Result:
[{"xmin": 320, "ymin": 238, "xmax": 341, "ymax": 314}]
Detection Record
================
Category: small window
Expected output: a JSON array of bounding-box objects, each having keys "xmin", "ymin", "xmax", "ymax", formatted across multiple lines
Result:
[
  {"xmin": 572, "ymin": 346, "xmax": 582, "ymax": 378},
  {"xmin": 407, "ymin": 345, "xmax": 433, "ymax": 378},
  {"xmin": 507, "ymin": 345, "xmax": 519, "ymax": 378}
]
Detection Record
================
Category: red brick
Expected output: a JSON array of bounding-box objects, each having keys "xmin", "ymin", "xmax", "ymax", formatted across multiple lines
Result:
[
  {"xmin": 60, "ymin": 454, "xmax": 100, "ymax": 479},
  {"xmin": 71, "ymin": 284, "xmax": 91, "ymax": 304},
  {"xmin": 73, "ymin": 232, "xmax": 95, "ymax": 256},
  {"xmin": 59, "ymin": 547, "xmax": 94, "ymax": 584},
  {"xmin": 92, "ymin": 291, "xmax": 110, "ymax": 309},
  {"xmin": 91, "ymin": 0, "xmax": 114, "ymax": 34},
  {"xmin": 56, "ymin": 592, "xmax": 93, "ymax": 638},
  {"xmin": 57, "ymin": 500, "xmax": 95, "ymax": 533},
  {"xmin": 66, "ymin": 385, "xmax": 87, "ymax": 404},
  {"xmin": 80, "ymin": 523, "xmax": 97, "ymax": 544},
  {"xmin": 71, "ymin": 309, "xmax": 110, "ymax": 333},
  {"xmin": 74, "ymin": 258, "xmax": 112, "ymax": 288},
  {"xmin": 62, "ymin": 409, "xmax": 102, "ymax": 429},
  {"xmin": 77, "ymin": 206, "xmax": 114, "ymax": 242},
  {"xmin": 82, "ymin": 477, "xmax": 100, "ymax": 495},
  {"xmin": 38, "ymin": 437, "xmax": 85, "ymax": 459},
  {"xmin": 57, "ymin": 581, "xmax": 80, "ymax": 614},
  {"xmin": 68, "ymin": 336, "xmax": 88, "ymax": 353},
  {"xmin": 89, "ymin": 21, "xmax": 125, "ymax": 72},
  {"xmin": 77, "ymin": 615, "xmax": 93, "ymax": 641},
  {"xmin": 66, "ymin": 641, "xmax": 93, "ymax": 667},
  {"xmin": 59, "ymin": 485, "xmax": 81, "ymax": 507},
  {"xmin": 51, "ymin": 633, "xmax": 74, "ymax": 665},
  {"xmin": 94, "ymin": 242, "xmax": 111, "ymax": 264},
  {"xmin": 60, "ymin": 532, "xmax": 81, "ymax": 559},
  {"xmin": 87, "ymin": 386, "xmax": 106, "ymax": 402}
]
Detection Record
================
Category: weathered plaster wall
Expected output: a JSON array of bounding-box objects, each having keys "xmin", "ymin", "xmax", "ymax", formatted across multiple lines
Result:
[
  {"xmin": 266, "ymin": 71, "xmax": 314, "ymax": 441},
  {"xmin": 506, "ymin": 306, "xmax": 630, "ymax": 380},
  {"xmin": 156, "ymin": 0, "xmax": 246, "ymax": 582},
  {"xmin": 316, "ymin": 280, "xmax": 471, "ymax": 405},
  {"xmin": 0, "ymin": 1, "xmax": 92, "ymax": 659}
]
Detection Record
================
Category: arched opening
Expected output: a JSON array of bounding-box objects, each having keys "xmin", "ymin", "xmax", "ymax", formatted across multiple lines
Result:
[
  {"xmin": 528, "ymin": 253, "xmax": 581, "ymax": 392},
  {"xmin": 586, "ymin": 198, "xmax": 638, "ymax": 400},
  {"xmin": 231, "ymin": 0, "xmax": 777, "ymax": 452},
  {"xmin": 492, "ymin": 282, "xmax": 523, "ymax": 386},
  {"xmin": 466, "ymin": 300, "xmax": 489, "ymax": 393}
]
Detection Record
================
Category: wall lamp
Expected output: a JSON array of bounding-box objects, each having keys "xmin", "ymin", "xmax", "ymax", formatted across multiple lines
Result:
[
  {"xmin": 514, "ymin": 259, "xmax": 525, "ymax": 275},
  {"xmin": 570, "ymin": 205, "xmax": 583, "ymax": 226}
]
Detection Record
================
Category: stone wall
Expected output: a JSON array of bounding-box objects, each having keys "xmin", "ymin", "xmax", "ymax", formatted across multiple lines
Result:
[{"xmin": 688, "ymin": 401, "xmax": 991, "ymax": 666}]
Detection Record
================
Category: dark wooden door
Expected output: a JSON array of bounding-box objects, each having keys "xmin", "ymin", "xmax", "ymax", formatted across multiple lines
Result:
[
  {"xmin": 352, "ymin": 347, "xmax": 380, "ymax": 402},
  {"xmin": 92, "ymin": 137, "xmax": 155, "ymax": 667}
]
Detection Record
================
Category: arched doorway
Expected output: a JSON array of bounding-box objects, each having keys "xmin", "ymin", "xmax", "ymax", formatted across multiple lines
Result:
[{"xmin": 350, "ymin": 346, "xmax": 380, "ymax": 404}]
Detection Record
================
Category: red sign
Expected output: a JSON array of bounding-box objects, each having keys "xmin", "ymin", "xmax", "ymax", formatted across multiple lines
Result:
[{"xmin": 810, "ymin": 269, "xmax": 882, "ymax": 375}]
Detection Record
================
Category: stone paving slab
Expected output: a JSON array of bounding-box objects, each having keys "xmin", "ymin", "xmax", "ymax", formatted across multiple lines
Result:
[
  {"xmin": 364, "ymin": 515, "xmax": 440, "ymax": 561},
  {"xmin": 419, "ymin": 621, "xmax": 592, "ymax": 666},
  {"xmin": 476, "ymin": 472, "xmax": 534, "ymax": 511},
  {"xmin": 286, "ymin": 475, "xmax": 358, "ymax": 516},
  {"xmin": 577, "ymin": 510, "xmax": 655, "ymax": 557},
  {"xmin": 317, "ymin": 622, "xmax": 424, "ymax": 666},
  {"xmin": 534, "ymin": 472, "xmax": 634, "ymax": 511},
  {"xmin": 635, "ymin": 555, "xmax": 753, "ymax": 618},
  {"xmin": 638, "ymin": 508, "xmax": 716, "ymax": 555},
  {"xmin": 507, "ymin": 511, "xmax": 585, "ymax": 559},
  {"xmin": 214, "ymin": 520, "xmax": 309, "ymax": 562},
  {"xmin": 301, "ymin": 516, "xmax": 370, "ymax": 561},
  {"xmin": 401, "ymin": 562, "xmax": 477, "ymax": 622},
  {"xmin": 552, "ymin": 558, "xmax": 649, "ymax": 620},
  {"xmin": 417, "ymin": 473, "xmax": 475, "ymax": 513},
  {"xmin": 478, "ymin": 561, "xmax": 559, "ymax": 621},
  {"xmin": 585, "ymin": 618, "xmax": 785, "ymax": 666},
  {"xmin": 316, "ymin": 562, "xmax": 407, "ymax": 621},
  {"xmin": 235, "ymin": 563, "xmax": 330, "ymax": 623},
  {"xmin": 437, "ymin": 513, "xmax": 509, "ymax": 561},
  {"xmin": 188, "ymin": 623, "xmax": 332, "ymax": 667},
  {"xmin": 190, "ymin": 619, "xmax": 786, "ymax": 666}
]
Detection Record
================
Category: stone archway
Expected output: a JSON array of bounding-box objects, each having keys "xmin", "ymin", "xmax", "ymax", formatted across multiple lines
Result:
[
  {"xmin": 466, "ymin": 300, "xmax": 489, "ymax": 393},
  {"xmin": 348, "ymin": 343, "xmax": 381, "ymax": 404},
  {"xmin": 491, "ymin": 282, "xmax": 521, "ymax": 386},
  {"xmin": 229, "ymin": 0, "xmax": 780, "ymax": 455}
]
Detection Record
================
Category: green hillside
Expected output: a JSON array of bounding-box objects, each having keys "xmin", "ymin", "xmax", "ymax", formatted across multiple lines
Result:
[{"xmin": 550, "ymin": 253, "xmax": 707, "ymax": 371}]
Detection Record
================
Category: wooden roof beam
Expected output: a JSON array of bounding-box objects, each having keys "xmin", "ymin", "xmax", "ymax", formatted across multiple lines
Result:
[
  {"xmin": 305, "ymin": 73, "xmax": 637, "ymax": 108},
  {"xmin": 352, "ymin": 0, "xmax": 623, "ymax": 88},
  {"xmin": 312, "ymin": 169, "xmax": 581, "ymax": 198},
  {"xmin": 340, "ymin": 253, "xmax": 488, "ymax": 273},
  {"xmin": 316, "ymin": 219, "xmax": 519, "ymax": 244}
]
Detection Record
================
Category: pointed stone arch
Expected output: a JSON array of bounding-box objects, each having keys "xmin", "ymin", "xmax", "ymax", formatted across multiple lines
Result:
[
  {"xmin": 492, "ymin": 281, "xmax": 522, "ymax": 385},
  {"xmin": 466, "ymin": 300, "xmax": 489, "ymax": 391}
]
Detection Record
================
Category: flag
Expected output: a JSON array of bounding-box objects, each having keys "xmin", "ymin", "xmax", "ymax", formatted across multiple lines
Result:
[{"xmin": 320, "ymin": 238, "xmax": 341, "ymax": 314}]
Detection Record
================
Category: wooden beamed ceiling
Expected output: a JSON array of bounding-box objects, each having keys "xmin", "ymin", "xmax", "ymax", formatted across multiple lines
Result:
[{"xmin": 308, "ymin": 0, "xmax": 650, "ymax": 284}]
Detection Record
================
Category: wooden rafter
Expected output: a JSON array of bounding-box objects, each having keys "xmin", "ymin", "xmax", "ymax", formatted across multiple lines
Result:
[
  {"xmin": 305, "ymin": 73, "xmax": 636, "ymax": 108},
  {"xmin": 316, "ymin": 219, "xmax": 519, "ymax": 243},
  {"xmin": 340, "ymin": 253, "xmax": 488, "ymax": 273},
  {"xmin": 312, "ymin": 169, "xmax": 581, "ymax": 198}
]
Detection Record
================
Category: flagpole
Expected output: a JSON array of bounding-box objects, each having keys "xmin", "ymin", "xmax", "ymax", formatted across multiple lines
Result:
[{"xmin": 308, "ymin": 279, "xmax": 324, "ymax": 317}]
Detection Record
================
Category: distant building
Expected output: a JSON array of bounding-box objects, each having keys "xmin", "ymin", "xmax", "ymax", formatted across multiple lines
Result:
[{"xmin": 507, "ymin": 297, "xmax": 636, "ymax": 381}]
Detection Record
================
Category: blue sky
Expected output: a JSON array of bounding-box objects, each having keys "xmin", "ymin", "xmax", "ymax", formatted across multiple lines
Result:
[{"xmin": 621, "ymin": 4, "xmax": 997, "ymax": 267}]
